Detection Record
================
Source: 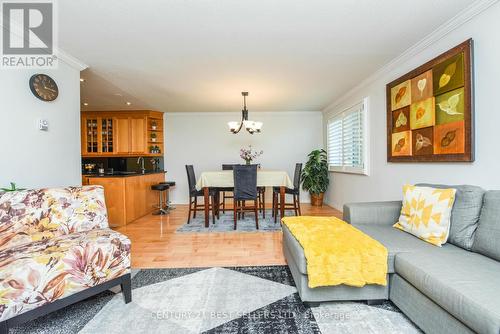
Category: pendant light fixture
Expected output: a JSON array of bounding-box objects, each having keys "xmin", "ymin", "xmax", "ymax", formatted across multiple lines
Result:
[{"xmin": 228, "ymin": 92, "xmax": 263, "ymax": 134}]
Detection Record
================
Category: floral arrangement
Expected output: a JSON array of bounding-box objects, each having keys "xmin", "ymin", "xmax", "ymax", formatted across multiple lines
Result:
[{"xmin": 240, "ymin": 145, "xmax": 263, "ymax": 165}]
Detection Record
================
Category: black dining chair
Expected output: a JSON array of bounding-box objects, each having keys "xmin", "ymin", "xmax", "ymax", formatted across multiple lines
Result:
[
  {"xmin": 273, "ymin": 163, "xmax": 303, "ymax": 223},
  {"xmin": 185, "ymin": 165, "xmax": 217, "ymax": 224},
  {"xmin": 220, "ymin": 164, "xmax": 239, "ymax": 213},
  {"xmin": 233, "ymin": 165, "xmax": 259, "ymax": 230}
]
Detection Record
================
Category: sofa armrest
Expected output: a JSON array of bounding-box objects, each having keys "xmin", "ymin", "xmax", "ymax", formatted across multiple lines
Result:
[{"xmin": 343, "ymin": 201, "xmax": 402, "ymax": 226}]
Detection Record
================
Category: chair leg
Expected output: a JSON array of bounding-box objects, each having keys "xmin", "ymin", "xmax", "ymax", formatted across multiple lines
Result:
[
  {"xmin": 211, "ymin": 196, "xmax": 216, "ymax": 224},
  {"xmin": 274, "ymin": 193, "xmax": 278, "ymax": 224},
  {"xmin": 187, "ymin": 198, "xmax": 192, "ymax": 224},
  {"xmin": 297, "ymin": 195, "xmax": 302, "ymax": 216},
  {"xmin": 233, "ymin": 201, "xmax": 237, "ymax": 230},
  {"xmin": 255, "ymin": 200, "xmax": 259, "ymax": 229},
  {"xmin": 294, "ymin": 194, "xmax": 299, "ymax": 216},
  {"xmin": 215, "ymin": 192, "xmax": 220, "ymax": 219},
  {"xmin": 262, "ymin": 190, "xmax": 266, "ymax": 219},
  {"xmin": 121, "ymin": 274, "xmax": 132, "ymax": 304},
  {"xmin": 242, "ymin": 200, "xmax": 245, "ymax": 219},
  {"xmin": 193, "ymin": 197, "xmax": 197, "ymax": 218},
  {"xmin": 272, "ymin": 192, "xmax": 275, "ymax": 217},
  {"xmin": 222, "ymin": 191, "xmax": 226, "ymax": 213}
]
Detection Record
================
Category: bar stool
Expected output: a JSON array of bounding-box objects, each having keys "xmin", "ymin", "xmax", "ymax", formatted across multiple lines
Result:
[
  {"xmin": 151, "ymin": 183, "xmax": 170, "ymax": 215},
  {"xmin": 160, "ymin": 181, "xmax": 176, "ymax": 211}
]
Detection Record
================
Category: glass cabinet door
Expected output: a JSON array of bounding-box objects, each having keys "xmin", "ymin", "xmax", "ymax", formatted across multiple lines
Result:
[
  {"xmin": 86, "ymin": 118, "xmax": 99, "ymax": 153},
  {"xmin": 101, "ymin": 118, "xmax": 114, "ymax": 153}
]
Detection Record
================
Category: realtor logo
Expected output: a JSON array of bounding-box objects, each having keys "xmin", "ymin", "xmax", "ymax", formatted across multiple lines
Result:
[{"xmin": 1, "ymin": 0, "xmax": 57, "ymax": 68}]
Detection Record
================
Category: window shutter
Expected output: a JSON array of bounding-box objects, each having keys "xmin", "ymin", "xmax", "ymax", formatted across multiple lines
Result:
[{"xmin": 326, "ymin": 101, "xmax": 366, "ymax": 174}]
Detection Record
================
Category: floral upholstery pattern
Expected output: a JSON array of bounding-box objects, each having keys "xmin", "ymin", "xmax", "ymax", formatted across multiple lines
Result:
[
  {"xmin": 0, "ymin": 186, "xmax": 108, "ymax": 251},
  {"xmin": 0, "ymin": 186, "xmax": 131, "ymax": 322}
]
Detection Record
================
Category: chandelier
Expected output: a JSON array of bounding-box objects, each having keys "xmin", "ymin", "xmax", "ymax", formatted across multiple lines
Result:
[{"xmin": 228, "ymin": 92, "xmax": 263, "ymax": 134}]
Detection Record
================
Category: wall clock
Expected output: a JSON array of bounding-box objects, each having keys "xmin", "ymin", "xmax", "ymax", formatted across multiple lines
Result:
[{"xmin": 29, "ymin": 74, "xmax": 59, "ymax": 101}]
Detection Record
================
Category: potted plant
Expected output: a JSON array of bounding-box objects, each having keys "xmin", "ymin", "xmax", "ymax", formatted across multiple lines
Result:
[
  {"xmin": 301, "ymin": 149, "xmax": 329, "ymax": 206},
  {"xmin": 151, "ymin": 132, "xmax": 157, "ymax": 142},
  {"xmin": 151, "ymin": 120, "xmax": 157, "ymax": 130}
]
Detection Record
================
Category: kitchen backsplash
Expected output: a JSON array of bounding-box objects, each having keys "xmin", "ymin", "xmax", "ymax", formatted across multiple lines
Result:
[{"xmin": 82, "ymin": 157, "xmax": 164, "ymax": 174}]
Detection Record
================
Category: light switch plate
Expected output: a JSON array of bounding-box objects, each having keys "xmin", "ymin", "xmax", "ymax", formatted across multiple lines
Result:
[{"xmin": 38, "ymin": 119, "xmax": 49, "ymax": 131}]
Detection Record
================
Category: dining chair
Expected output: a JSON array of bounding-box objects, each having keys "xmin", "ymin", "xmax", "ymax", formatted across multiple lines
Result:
[
  {"xmin": 220, "ymin": 164, "xmax": 238, "ymax": 213},
  {"xmin": 273, "ymin": 163, "xmax": 303, "ymax": 223},
  {"xmin": 185, "ymin": 165, "xmax": 217, "ymax": 224},
  {"xmin": 233, "ymin": 165, "xmax": 259, "ymax": 230}
]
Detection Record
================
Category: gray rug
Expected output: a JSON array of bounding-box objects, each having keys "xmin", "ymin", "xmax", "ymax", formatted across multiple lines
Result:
[
  {"xmin": 12, "ymin": 266, "xmax": 421, "ymax": 334},
  {"xmin": 176, "ymin": 210, "xmax": 296, "ymax": 233}
]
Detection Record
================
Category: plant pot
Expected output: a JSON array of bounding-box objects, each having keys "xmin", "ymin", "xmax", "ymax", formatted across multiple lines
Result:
[{"xmin": 310, "ymin": 192, "xmax": 324, "ymax": 207}]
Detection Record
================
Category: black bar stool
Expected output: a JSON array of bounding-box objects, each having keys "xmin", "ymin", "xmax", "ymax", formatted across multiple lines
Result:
[
  {"xmin": 160, "ymin": 181, "xmax": 176, "ymax": 211},
  {"xmin": 151, "ymin": 183, "xmax": 170, "ymax": 215}
]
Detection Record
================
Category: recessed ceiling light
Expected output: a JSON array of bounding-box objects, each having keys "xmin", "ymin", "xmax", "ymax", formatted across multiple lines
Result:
[
  {"xmin": 83, "ymin": 102, "xmax": 89, "ymax": 106},
  {"xmin": 126, "ymin": 102, "xmax": 132, "ymax": 106},
  {"xmin": 80, "ymin": 78, "xmax": 85, "ymax": 82}
]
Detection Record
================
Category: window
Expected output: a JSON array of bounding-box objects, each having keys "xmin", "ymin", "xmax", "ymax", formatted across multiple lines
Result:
[{"xmin": 326, "ymin": 99, "xmax": 369, "ymax": 175}]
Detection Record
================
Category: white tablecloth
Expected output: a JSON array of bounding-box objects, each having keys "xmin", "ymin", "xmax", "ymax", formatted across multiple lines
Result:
[{"xmin": 196, "ymin": 170, "xmax": 293, "ymax": 190}]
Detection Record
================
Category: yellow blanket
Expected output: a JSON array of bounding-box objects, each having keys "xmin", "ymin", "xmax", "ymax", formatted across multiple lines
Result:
[{"xmin": 282, "ymin": 216, "xmax": 388, "ymax": 288}]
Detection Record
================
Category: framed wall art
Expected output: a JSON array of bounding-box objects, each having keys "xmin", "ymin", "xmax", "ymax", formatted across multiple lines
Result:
[{"xmin": 386, "ymin": 39, "xmax": 474, "ymax": 162}]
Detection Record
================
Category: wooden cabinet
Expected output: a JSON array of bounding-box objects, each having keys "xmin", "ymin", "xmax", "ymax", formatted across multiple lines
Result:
[
  {"xmin": 87, "ymin": 173, "xmax": 165, "ymax": 227},
  {"xmin": 130, "ymin": 117, "xmax": 147, "ymax": 154},
  {"xmin": 115, "ymin": 117, "xmax": 131, "ymax": 155},
  {"xmin": 81, "ymin": 110, "xmax": 163, "ymax": 157}
]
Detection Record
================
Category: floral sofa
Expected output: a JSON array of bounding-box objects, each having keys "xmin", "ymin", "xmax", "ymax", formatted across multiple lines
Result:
[{"xmin": 0, "ymin": 186, "xmax": 131, "ymax": 332}]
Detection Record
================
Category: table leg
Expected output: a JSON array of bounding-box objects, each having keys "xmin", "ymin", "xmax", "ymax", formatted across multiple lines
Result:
[
  {"xmin": 280, "ymin": 186, "xmax": 285, "ymax": 221},
  {"xmin": 204, "ymin": 187, "xmax": 209, "ymax": 228}
]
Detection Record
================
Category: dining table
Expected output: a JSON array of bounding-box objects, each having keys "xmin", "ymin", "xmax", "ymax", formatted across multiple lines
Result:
[{"xmin": 195, "ymin": 170, "xmax": 294, "ymax": 227}]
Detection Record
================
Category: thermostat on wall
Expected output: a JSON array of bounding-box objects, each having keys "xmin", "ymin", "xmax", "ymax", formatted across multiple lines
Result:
[{"xmin": 38, "ymin": 119, "xmax": 49, "ymax": 131}]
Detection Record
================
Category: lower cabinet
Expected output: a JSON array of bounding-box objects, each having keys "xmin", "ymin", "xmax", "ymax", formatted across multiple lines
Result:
[{"xmin": 88, "ymin": 173, "xmax": 165, "ymax": 227}]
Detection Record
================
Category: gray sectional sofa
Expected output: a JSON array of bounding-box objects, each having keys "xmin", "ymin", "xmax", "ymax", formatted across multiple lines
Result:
[{"xmin": 282, "ymin": 184, "xmax": 500, "ymax": 334}]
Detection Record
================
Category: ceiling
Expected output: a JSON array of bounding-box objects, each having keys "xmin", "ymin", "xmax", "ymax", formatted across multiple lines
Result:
[{"xmin": 59, "ymin": 0, "xmax": 475, "ymax": 112}]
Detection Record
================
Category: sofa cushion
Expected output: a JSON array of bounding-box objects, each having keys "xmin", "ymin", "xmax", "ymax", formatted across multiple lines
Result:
[
  {"xmin": 0, "ymin": 186, "xmax": 109, "ymax": 251},
  {"xmin": 0, "ymin": 228, "xmax": 130, "ymax": 322},
  {"xmin": 355, "ymin": 224, "xmax": 442, "ymax": 273},
  {"xmin": 394, "ymin": 184, "xmax": 456, "ymax": 246},
  {"xmin": 472, "ymin": 190, "xmax": 500, "ymax": 261},
  {"xmin": 416, "ymin": 184, "xmax": 485, "ymax": 250},
  {"xmin": 395, "ymin": 246, "xmax": 500, "ymax": 334}
]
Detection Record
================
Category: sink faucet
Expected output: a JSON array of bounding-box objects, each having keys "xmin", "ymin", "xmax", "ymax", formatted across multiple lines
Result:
[{"xmin": 137, "ymin": 157, "xmax": 145, "ymax": 174}]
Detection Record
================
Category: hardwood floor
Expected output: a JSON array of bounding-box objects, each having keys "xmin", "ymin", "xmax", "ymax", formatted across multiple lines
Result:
[{"xmin": 114, "ymin": 204, "xmax": 342, "ymax": 269}]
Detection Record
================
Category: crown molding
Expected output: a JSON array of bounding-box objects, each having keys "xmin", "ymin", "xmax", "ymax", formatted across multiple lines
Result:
[
  {"xmin": 57, "ymin": 48, "xmax": 88, "ymax": 71},
  {"xmin": 322, "ymin": 0, "xmax": 499, "ymax": 114}
]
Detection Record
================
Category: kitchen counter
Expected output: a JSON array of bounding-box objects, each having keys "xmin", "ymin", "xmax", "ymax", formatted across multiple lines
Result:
[
  {"xmin": 83, "ymin": 170, "xmax": 167, "ymax": 178},
  {"xmin": 82, "ymin": 172, "xmax": 167, "ymax": 227}
]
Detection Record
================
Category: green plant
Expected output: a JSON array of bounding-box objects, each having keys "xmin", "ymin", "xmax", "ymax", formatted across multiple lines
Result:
[
  {"xmin": 151, "ymin": 132, "xmax": 157, "ymax": 139},
  {"xmin": 1, "ymin": 182, "xmax": 26, "ymax": 192},
  {"xmin": 301, "ymin": 149, "xmax": 329, "ymax": 194}
]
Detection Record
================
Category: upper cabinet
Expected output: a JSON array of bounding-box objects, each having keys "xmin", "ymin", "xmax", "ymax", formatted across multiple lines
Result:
[{"xmin": 81, "ymin": 110, "xmax": 163, "ymax": 157}]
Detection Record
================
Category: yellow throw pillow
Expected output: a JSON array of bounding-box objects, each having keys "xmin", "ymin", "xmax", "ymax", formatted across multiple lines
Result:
[{"xmin": 394, "ymin": 184, "xmax": 456, "ymax": 246}]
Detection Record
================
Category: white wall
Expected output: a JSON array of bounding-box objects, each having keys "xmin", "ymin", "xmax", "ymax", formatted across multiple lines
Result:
[
  {"xmin": 323, "ymin": 2, "xmax": 500, "ymax": 210},
  {"xmin": 0, "ymin": 62, "xmax": 82, "ymax": 189},
  {"xmin": 164, "ymin": 111, "xmax": 323, "ymax": 204}
]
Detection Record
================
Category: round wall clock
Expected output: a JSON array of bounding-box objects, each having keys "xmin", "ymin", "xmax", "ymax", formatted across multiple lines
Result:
[{"xmin": 29, "ymin": 74, "xmax": 59, "ymax": 101}]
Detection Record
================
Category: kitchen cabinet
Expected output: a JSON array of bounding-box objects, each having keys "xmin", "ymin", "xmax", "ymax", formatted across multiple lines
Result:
[
  {"xmin": 87, "ymin": 172, "xmax": 165, "ymax": 227},
  {"xmin": 81, "ymin": 110, "xmax": 163, "ymax": 157}
]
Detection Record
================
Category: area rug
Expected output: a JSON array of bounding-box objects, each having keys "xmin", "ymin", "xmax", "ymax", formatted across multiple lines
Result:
[
  {"xmin": 176, "ymin": 210, "xmax": 295, "ymax": 233},
  {"xmin": 11, "ymin": 266, "xmax": 421, "ymax": 334}
]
